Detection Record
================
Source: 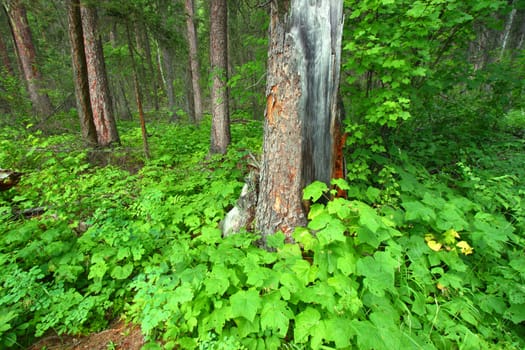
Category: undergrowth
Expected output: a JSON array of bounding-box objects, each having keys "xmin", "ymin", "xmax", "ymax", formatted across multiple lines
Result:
[{"xmin": 0, "ymin": 113, "xmax": 524, "ymax": 349}]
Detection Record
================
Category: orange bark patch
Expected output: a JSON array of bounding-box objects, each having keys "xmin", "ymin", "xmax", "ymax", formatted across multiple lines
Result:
[{"xmin": 266, "ymin": 85, "xmax": 282, "ymax": 126}]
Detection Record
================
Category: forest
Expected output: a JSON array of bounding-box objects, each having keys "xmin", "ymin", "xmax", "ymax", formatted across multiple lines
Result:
[{"xmin": 0, "ymin": 0, "xmax": 524, "ymax": 349}]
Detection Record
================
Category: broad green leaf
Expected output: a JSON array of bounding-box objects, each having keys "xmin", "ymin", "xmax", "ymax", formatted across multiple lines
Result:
[
  {"xmin": 303, "ymin": 181, "xmax": 329, "ymax": 202},
  {"xmin": 204, "ymin": 265, "xmax": 230, "ymax": 295},
  {"xmin": 356, "ymin": 251, "xmax": 398, "ymax": 297},
  {"xmin": 505, "ymin": 303, "xmax": 525, "ymax": 324},
  {"xmin": 317, "ymin": 220, "xmax": 346, "ymax": 246},
  {"xmin": 230, "ymin": 289, "xmax": 261, "ymax": 323},
  {"xmin": 110, "ymin": 263, "xmax": 133, "ymax": 280},
  {"xmin": 260, "ymin": 299, "xmax": 291, "ymax": 337},
  {"xmin": 323, "ymin": 318, "xmax": 353, "ymax": 347},
  {"xmin": 294, "ymin": 307, "xmax": 322, "ymax": 343},
  {"xmin": 402, "ymin": 200, "xmax": 436, "ymax": 222}
]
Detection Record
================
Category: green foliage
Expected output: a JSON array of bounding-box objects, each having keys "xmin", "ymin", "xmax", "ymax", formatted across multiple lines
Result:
[
  {"xmin": 1, "ymin": 111, "xmax": 524, "ymax": 349},
  {"xmin": 0, "ymin": 119, "xmax": 260, "ymax": 348}
]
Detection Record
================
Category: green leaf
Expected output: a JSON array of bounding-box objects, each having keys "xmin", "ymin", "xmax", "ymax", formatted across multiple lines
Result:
[
  {"xmin": 266, "ymin": 231, "xmax": 286, "ymax": 250},
  {"xmin": 356, "ymin": 251, "xmax": 398, "ymax": 297},
  {"xmin": 505, "ymin": 303, "xmax": 525, "ymax": 324},
  {"xmin": 173, "ymin": 284, "xmax": 194, "ymax": 304},
  {"xmin": 230, "ymin": 289, "xmax": 261, "ymax": 323},
  {"xmin": 110, "ymin": 263, "xmax": 133, "ymax": 279},
  {"xmin": 294, "ymin": 307, "xmax": 322, "ymax": 343},
  {"xmin": 402, "ymin": 200, "xmax": 436, "ymax": 222},
  {"xmin": 317, "ymin": 219, "xmax": 347, "ymax": 246},
  {"xmin": 260, "ymin": 299, "xmax": 291, "ymax": 337},
  {"xmin": 324, "ymin": 318, "xmax": 354, "ymax": 348},
  {"xmin": 303, "ymin": 181, "xmax": 328, "ymax": 202},
  {"xmin": 205, "ymin": 265, "xmax": 231, "ymax": 295}
]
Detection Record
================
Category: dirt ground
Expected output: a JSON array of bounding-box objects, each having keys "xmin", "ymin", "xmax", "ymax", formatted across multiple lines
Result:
[{"xmin": 28, "ymin": 320, "xmax": 145, "ymax": 350}]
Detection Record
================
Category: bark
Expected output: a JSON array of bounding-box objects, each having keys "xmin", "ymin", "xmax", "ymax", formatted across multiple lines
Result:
[
  {"xmin": 67, "ymin": 0, "xmax": 97, "ymax": 146},
  {"xmin": 209, "ymin": 0, "xmax": 230, "ymax": 154},
  {"xmin": 255, "ymin": 0, "xmax": 344, "ymax": 243},
  {"xmin": 80, "ymin": 5, "xmax": 120, "ymax": 146},
  {"xmin": 6, "ymin": 0, "xmax": 53, "ymax": 118},
  {"xmin": 185, "ymin": 0, "xmax": 203, "ymax": 123}
]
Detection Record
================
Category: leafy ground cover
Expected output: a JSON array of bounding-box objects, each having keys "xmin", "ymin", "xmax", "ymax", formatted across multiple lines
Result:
[{"xmin": 0, "ymin": 113, "xmax": 524, "ymax": 349}]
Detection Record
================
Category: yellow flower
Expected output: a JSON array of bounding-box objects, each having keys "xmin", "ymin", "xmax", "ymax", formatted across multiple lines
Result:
[
  {"xmin": 427, "ymin": 239, "xmax": 443, "ymax": 252},
  {"xmin": 456, "ymin": 241, "xmax": 474, "ymax": 255}
]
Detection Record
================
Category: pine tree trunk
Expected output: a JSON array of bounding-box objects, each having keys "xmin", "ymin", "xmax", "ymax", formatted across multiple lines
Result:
[
  {"xmin": 67, "ymin": 0, "xmax": 97, "ymax": 146},
  {"xmin": 6, "ymin": 0, "xmax": 53, "ymax": 118},
  {"xmin": 80, "ymin": 5, "xmax": 120, "ymax": 146},
  {"xmin": 185, "ymin": 0, "xmax": 203, "ymax": 123},
  {"xmin": 255, "ymin": 0, "xmax": 344, "ymax": 243},
  {"xmin": 209, "ymin": 0, "xmax": 230, "ymax": 154}
]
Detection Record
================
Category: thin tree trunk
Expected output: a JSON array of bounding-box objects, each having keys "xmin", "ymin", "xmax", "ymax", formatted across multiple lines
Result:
[
  {"xmin": 158, "ymin": 44, "xmax": 177, "ymax": 120},
  {"xmin": 67, "ymin": 0, "xmax": 97, "ymax": 146},
  {"xmin": 185, "ymin": 0, "xmax": 203, "ymax": 123},
  {"xmin": 127, "ymin": 25, "xmax": 150, "ymax": 160},
  {"xmin": 209, "ymin": 0, "xmax": 230, "ymax": 154},
  {"xmin": 109, "ymin": 24, "xmax": 133, "ymax": 120},
  {"xmin": 500, "ymin": 1, "xmax": 517, "ymax": 59},
  {"xmin": 80, "ymin": 4, "xmax": 119, "ymax": 146},
  {"xmin": 6, "ymin": 0, "xmax": 53, "ymax": 118},
  {"xmin": 135, "ymin": 24, "xmax": 159, "ymax": 111},
  {"xmin": 255, "ymin": 0, "xmax": 344, "ymax": 242}
]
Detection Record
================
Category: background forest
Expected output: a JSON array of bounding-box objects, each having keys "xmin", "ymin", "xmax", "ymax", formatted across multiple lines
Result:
[{"xmin": 0, "ymin": 0, "xmax": 525, "ymax": 349}]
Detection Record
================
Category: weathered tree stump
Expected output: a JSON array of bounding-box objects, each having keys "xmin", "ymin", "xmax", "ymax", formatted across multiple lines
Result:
[{"xmin": 0, "ymin": 169, "xmax": 23, "ymax": 191}]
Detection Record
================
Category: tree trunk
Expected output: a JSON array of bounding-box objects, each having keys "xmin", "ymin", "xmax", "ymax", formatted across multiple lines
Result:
[
  {"xmin": 80, "ymin": 4, "xmax": 120, "ymax": 146},
  {"xmin": 134, "ymin": 23, "xmax": 159, "ymax": 112},
  {"xmin": 67, "ymin": 0, "xmax": 97, "ymax": 146},
  {"xmin": 209, "ymin": 0, "xmax": 230, "ymax": 154},
  {"xmin": 127, "ymin": 24, "xmax": 150, "ymax": 160},
  {"xmin": 6, "ymin": 0, "xmax": 53, "ymax": 118},
  {"xmin": 185, "ymin": 0, "xmax": 203, "ymax": 123},
  {"xmin": 255, "ymin": 0, "xmax": 344, "ymax": 243},
  {"xmin": 158, "ymin": 43, "xmax": 177, "ymax": 120}
]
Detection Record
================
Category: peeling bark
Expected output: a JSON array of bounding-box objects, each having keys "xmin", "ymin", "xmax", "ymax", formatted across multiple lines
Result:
[{"xmin": 255, "ymin": 0, "xmax": 344, "ymax": 243}]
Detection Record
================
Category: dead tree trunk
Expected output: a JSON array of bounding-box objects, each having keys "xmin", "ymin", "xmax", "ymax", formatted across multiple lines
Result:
[{"xmin": 255, "ymin": 0, "xmax": 344, "ymax": 243}]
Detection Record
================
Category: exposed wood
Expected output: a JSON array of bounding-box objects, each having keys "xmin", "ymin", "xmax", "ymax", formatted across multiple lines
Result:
[
  {"xmin": 255, "ymin": 0, "xmax": 344, "ymax": 243},
  {"xmin": 0, "ymin": 169, "xmax": 22, "ymax": 191}
]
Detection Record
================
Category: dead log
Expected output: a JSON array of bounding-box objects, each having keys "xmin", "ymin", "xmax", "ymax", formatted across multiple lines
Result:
[{"xmin": 0, "ymin": 169, "xmax": 23, "ymax": 191}]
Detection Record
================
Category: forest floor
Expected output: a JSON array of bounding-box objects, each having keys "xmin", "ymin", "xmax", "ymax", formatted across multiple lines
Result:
[{"xmin": 28, "ymin": 320, "xmax": 144, "ymax": 350}]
